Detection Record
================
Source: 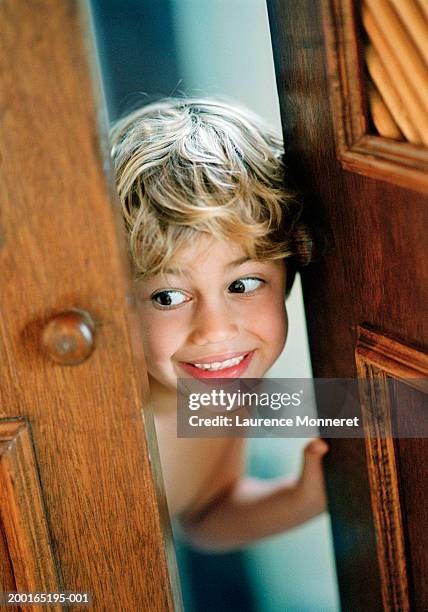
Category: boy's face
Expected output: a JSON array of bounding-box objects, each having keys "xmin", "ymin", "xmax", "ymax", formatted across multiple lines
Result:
[{"xmin": 136, "ymin": 235, "xmax": 288, "ymax": 396}]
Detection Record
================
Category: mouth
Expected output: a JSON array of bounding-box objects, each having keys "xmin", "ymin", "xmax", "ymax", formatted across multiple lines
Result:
[{"xmin": 179, "ymin": 350, "xmax": 255, "ymax": 379}]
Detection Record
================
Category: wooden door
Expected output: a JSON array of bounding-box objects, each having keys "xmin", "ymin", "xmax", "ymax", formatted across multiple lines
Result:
[
  {"xmin": 268, "ymin": 1, "xmax": 428, "ymax": 611},
  {"xmin": 0, "ymin": 1, "xmax": 181, "ymax": 609}
]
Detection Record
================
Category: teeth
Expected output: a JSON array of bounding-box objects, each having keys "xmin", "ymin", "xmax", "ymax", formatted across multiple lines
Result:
[{"xmin": 192, "ymin": 354, "xmax": 246, "ymax": 371}]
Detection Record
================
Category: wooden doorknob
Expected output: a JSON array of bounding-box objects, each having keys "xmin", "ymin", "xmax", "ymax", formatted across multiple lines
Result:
[{"xmin": 41, "ymin": 308, "xmax": 95, "ymax": 365}]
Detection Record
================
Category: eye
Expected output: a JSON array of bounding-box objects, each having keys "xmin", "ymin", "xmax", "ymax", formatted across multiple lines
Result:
[
  {"xmin": 151, "ymin": 289, "xmax": 190, "ymax": 309},
  {"xmin": 228, "ymin": 277, "xmax": 265, "ymax": 294}
]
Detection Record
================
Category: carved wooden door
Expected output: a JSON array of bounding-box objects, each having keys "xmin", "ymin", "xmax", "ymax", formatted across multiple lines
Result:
[
  {"xmin": 0, "ymin": 1, "xmax": 181, "ymax": 610},
  {"xmin": 268, "ymin": 1, "xmax": 428, "ymax": 611}
]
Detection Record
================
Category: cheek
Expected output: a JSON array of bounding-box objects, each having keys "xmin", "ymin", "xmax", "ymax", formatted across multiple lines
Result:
[
  {"xmin": 268, "ymin": 299, "xmax": 288, "ymax": 351},
  {"xmin": 278, "ymin": 305, "xmax": 288, "ymax": 350},
  {"xmin": 262, "ymin": 294, "xmax": 288, "ymax": 359},
  {"xmin": 142, "ymin": 313, "xmax": 168, "ymax": 372},
  {"xmin": 139, "ymin": 312, "xmax": 179, "ymax": 374},
  {"xmin": 247, "ymin": 294, "xmax": 288, "ymax": 352}
]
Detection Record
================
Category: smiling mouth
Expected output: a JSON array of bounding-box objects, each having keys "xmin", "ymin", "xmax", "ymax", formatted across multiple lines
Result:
[
  {"xmin": 188, "ymin": 354, "xmax": 247, "ymax": 371},
  {"xmin": 179, "ymin": 351, "xmax": 255, "ymax": 378}
]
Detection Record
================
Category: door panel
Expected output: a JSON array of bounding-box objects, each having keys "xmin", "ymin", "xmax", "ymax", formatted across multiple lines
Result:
[
  {"xmin": 356, "ymin": 327, "xmax": 428, "ymax": 611},
  {"xmin": 268, "ymin": 1, "xmax": 427, "ymax": 610},
  {"xmin": 0, "ymin": 1, "xmax": 181, "ymax": 609},
  {"xmin": 0, "ymin": 421, "xmax": 61, "ymax": 607}
]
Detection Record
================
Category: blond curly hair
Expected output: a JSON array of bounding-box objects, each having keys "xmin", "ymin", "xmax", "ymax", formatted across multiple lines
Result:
[{"xmin": 109, "ymin": 98, "xmax": 312, "ymax": 295}]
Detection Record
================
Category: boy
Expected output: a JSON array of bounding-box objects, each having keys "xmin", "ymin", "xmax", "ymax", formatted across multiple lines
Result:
[{"xmin": 110, "ymin": 98, "xmax": 328, "ymax": 552}]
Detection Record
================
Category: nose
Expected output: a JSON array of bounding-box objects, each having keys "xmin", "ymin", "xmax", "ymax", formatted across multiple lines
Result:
[{"xmin": 188, "ymin": 298, "xmax": 239, "ymax": 346}]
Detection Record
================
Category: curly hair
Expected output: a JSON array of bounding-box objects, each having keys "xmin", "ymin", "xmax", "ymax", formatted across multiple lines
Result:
[{"xmin": 109, "ymin": 97, "xmax": 312, "ymax": 295}]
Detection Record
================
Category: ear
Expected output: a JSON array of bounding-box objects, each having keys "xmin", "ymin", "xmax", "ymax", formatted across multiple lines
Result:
[{"xmin": 293, "ymin": 222, "xmax": 314, "ymax": 267}]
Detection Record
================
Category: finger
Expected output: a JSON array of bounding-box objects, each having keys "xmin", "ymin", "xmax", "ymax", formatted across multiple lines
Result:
[{"xmin": 304, "ymin": 438, "xmax": 329, "ymax": 456}]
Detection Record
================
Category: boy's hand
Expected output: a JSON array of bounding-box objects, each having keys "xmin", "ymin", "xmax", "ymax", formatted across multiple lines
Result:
[
  {"xmin": 178, "ymin": 437, "xmax": 330, "ymax": 552},
  {"xmin": 296, "ymin": 438, "xmax": 329, "ymax": 517}
]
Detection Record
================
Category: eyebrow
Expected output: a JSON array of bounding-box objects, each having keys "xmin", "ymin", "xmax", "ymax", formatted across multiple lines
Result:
[
  {"xmin": 162, "ymin": 256, "xmax": 252, "ymax": 278},
  {"xmin": 225, "ymin": 256, "xmax": 252, "ymax": 269},
  {"xmin": 162, "ymin": 267, "xmax": 191, "ymax": 279}
]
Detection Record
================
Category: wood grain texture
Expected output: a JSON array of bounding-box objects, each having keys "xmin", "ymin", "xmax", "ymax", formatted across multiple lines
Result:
[
  {"xmin": 368, "ymin": 83, "xmax": 403, "ymax": 141},
  {"xmin": 362, "ymin": 4, "xmax": 428, "ymax": 144},
  {"xmin": 267, "ymin": 3, "xmax": 382, "ymax": 609},
  {"xmin": 364, "ymin": 0, "xmax": 428, "ymax": 109},
  {"xmin": 390, "ymin": 0, "xmax": 428, "ymax": 67},
  {"xmin": 356, "ymin": 325, "xmax": 428, "ymax": 384},
  {"xmin": 0, "ymin": 420, "xmax": 62, "ymax": 612},
  {"xmin": 394, "ymin": 429, "xmax": 428, "ymax": 611},
  {"xmin": 267, "ymin": 1, "xmax": 428, "ymax": 610},
  {"xmin": 341, "ymin": 136, "xmax": 428, "ymax": 192},
  {"xmin": 0, "ymin": 518, "xmax": 17, "ymax": 610},
  {"xmin": 322, "ymin": 0, "xmax": 428, "ymax": 193},
  {"xmin": 0, "ymin": 1, "xmax": 181, "ymax": 609},
  {"xmin": 365, "ymin": 45, "xmax": 422, "ymax": 144},
  {"xmin": 356, "ymin": 327, "xmax": 428, "ymax": 611}
]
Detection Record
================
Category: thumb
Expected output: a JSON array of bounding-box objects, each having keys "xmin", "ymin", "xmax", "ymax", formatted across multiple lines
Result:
[
  {"xmin": 298, "ymin": 439, "xmax": 329, "ymax": 515},
  {"xmin": 304, "ymin": 438, "xmax": 329, "ymax": 458},
  {"xmin": 300, "ymin": 438, "xmax": 329, "ymax": 481}
]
